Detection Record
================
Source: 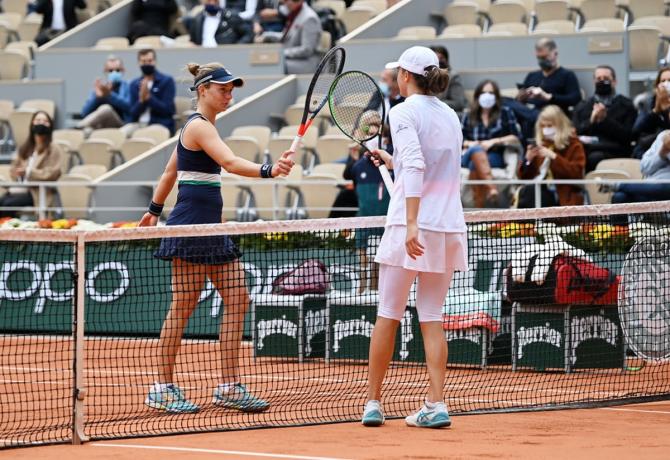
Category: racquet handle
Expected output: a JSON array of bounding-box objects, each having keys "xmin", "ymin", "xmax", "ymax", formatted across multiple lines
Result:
[
  {"xmin": 289, "ymin": 135, "xmax": 302, "ymax": 154},
  {"xmin": 379, "ymin": 165, "xmax": 393, "ymax": 196}
]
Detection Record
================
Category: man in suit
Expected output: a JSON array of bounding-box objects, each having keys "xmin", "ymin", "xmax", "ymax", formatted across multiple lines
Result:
[
  {"xmin": 259, "ymin": 0, "xmax": 322, "ymax": 74},
  {"xmin": 128, "ymin": 49, "xmax": 176, "ymax": 134},
  {"xmin": 30, "ymin": 0, "xmax": 87, "ymax": 45},
  {"xmin": 185, "ymin": 0, "xmax": 254, "ymax": 46}
]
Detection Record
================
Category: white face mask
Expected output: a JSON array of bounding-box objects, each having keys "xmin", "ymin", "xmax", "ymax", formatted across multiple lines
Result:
[
  {"xmin": 478, "ymin": 92, "xmax": 496, "ymax": 109},
  {"xmin": 663, "ymin": 81, "xmax": 670, "ymax": 93},
  {"xmin": 542, "ymin": 126, "xmax": 556, "ymax": 140}
]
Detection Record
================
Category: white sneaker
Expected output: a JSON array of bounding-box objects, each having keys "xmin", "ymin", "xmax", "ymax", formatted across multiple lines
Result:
[
  {"xmin": 361, "ymin": 400, "xmax": 385, "ymax": 427},
  {"xmin": 405, "ymin": 402, "xmax": 451, "ymax": 428}
]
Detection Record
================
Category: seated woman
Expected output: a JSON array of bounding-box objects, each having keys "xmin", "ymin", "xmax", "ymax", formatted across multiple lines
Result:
[
  {"xmin": 612, "ymin": 130, "xmax": 670, "ymax": 203},
  {"xmin": 632, "ymin": 67, "xmax": 670, "ymax": 159},
  {"xmin": 517, "ymin": 105, "xmax": 585, "ymax": 208},
  {"xmin": 0, "ymin": 111, "xmax": 62, "ymax": 217},
  {"xmin": 462, "ymin": 79, "xmax": 522, "ymax": 207}
]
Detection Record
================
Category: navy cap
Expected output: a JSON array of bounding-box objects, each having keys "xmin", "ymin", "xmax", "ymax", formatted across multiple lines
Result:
[{"xmin": 190, "ymin": 67, "xmax": 244, "ymax": 91}]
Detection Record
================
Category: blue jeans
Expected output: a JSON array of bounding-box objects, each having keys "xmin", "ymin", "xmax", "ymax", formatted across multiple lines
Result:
[
  {"xmin": 461, "ymin": 146, "xmax": 505, "ymax": 170},
  {"xmin": 612, "ymin": 183, "xmax": 670, "ymax": 203}
]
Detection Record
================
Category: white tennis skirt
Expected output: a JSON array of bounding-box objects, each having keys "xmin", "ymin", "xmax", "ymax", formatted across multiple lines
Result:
[{"xmin": 374, "ymin": 225, "xmax": 469, "ymax": 274}]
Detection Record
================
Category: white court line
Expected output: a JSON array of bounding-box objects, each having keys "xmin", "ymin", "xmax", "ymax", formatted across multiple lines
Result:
[
  {"xmin": 600, "ymin": 407, "xmax": 670, "ymax": 415},
  {"xmin": 93, "ymin": 443, "xmax": 352, "ymax": 460}
]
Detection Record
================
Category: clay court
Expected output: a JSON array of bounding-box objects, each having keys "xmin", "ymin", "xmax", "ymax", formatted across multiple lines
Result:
[{"xmin": 0, "ymin": 401, "xmax": 668, "ymax": 459}]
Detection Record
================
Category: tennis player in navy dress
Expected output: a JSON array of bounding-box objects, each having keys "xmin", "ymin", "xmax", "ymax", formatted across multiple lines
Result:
[{"xmin": 139, "ymin": 62, "xmax": 294, "ymax": 414}]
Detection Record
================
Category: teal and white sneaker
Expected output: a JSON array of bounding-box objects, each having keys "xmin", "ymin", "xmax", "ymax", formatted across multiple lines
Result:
[
  {"xmin": 405, "ymin": 402, "xmax": 451, "ymax": 428},
  {"xmin": 361, "ymin": 400, "xmax": 384, "ymax": 427},
  {"xmin": 212, "ymin": 383, "xmax": 270, "ymax": 413},
  {"xmin": 145, "ymin": 384, "xmax": 199, "ymax": 414}
]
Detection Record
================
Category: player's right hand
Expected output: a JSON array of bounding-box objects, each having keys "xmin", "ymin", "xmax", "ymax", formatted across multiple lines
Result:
[
  {"xmin": 273, "ymin": 150, "xmax": 296, "ymax": 177},
  {"xmin": 367, "ymin": 149, "xmax": 393, "ymax": 170},
  {"xmin": 139, "ymin": 212, "xmax": 158, "ymax": 227}
]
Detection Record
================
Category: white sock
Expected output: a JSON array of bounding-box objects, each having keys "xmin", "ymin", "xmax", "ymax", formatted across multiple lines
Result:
[
  {"xmin": 217, "ymin": 382, "xmax": 239, "ymax": 394},
  {"xmin": 365, "ymin": 400, "xmax": 381, "ymax": 410},
  {"xmin": 424, "ymin": 399, "xmax": 443, "ymax": 410},
  {"xmin": 153, "ymin": 382, "xmax": 170, "ymax": 393}
]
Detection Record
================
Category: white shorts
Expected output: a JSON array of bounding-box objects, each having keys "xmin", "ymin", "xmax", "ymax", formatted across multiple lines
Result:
[{"xmin": 377, "ymin": 264, "xmax": 456, "ymax": 322}]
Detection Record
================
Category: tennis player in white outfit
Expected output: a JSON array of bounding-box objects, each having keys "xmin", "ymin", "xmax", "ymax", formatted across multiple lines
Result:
[{"xmin": 362, "ymin": 46, "xmax": 468, "ymax": 428}]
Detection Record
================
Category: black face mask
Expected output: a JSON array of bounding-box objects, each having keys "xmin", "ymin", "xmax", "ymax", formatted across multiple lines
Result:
[
  {"xmin": 31, "ymin": 124, "xmax": 51, "ymax": 136},
  {"xmin": 595, "ymin": 80, "xmax": 613, "ymax": 96},
  {"xmin": 140, "ymin": 64, "xmax": 155, "ymax": 76},
  {"xmin": 538, "ymin": 58, "xmax": 554, "ymax": 71},
  {"xmin": 438, "ymin": 59, "xmax": 448, "ymax": 70}
]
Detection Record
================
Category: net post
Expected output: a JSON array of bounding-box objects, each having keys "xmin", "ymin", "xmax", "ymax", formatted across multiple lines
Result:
[
  {"xmin": 72, "ymin": 234, "xmax": 89, "ymax": 445},
  {"xmin": 534, "ymin": 183, "xmax": 542, "ymax": 208}
]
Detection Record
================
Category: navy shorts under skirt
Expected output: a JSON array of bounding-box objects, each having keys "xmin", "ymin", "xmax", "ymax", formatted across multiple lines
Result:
[{"xmin": 154, "ymin": 184, "xmax": 242, "ymax": 265}]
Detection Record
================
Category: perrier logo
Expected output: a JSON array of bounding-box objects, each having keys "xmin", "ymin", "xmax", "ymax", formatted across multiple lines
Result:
[
  {"xmin": 619, "ymin": 238, "xmax": 670, "ymax": 360},
  {"xmin": 256, "ymin": 315, "xmax": 298, "ymax": 350}
]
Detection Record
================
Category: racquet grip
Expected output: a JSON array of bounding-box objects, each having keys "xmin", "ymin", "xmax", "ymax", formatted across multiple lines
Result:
[
  {"xmin": 289, "ymin": 135, "xmax": 302, "ymax": 156},
  {"xmin": 379, "ymin": 165, "xmax": 394, "ymax": 196}
]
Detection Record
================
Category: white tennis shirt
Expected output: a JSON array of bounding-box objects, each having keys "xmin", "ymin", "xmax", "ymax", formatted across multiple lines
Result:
[{"xmin": 385, "ymin": 94, "xmax": 466, "ymax": 233}]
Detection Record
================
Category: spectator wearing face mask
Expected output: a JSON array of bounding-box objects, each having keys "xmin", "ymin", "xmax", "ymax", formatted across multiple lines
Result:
[
  {"xmin": 128, "ymin": 48, "xmax": 176, "ymax": 135},
  {"xmin": 253, "ymin": 0, "xmax": 285, "ymax": 36},
  {"xmin": 462, "ymin": 79, "xmax": 522, "ymax": 207},
  {"xmin": 0, "ymin": 111, "xmax": 62, "ymax": 217},
  {"xmin": 517, "ymin": 105, "xmax": 585, "ymax": 208},
  {"xmin": 429, "ymin": 45, "xmax": 467, "ymax": 113},
  {"xmin": 506, "ymin": 38, "xmax": 581, "ymax": 140},
  {"xmin": 572, "ymin": 65, "xmax": 636, "ymax": 172},
  {"xmin": 77, "ymin": 56, "xmax": 132, "ymax": 131},
  {"xmin": 185, "ymin": 0, "xmax": 254, "ymax": 46},
  {"xmin": 632, "ymin": 67, "xmax": 670, "ymax": 159}
]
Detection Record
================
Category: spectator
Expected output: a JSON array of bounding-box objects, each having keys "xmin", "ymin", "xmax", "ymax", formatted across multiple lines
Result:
[
  {"xmin": 462, "ymin": 79, "xmax": 522, "ymax": 208},
  {"xmin": 517, "ymin": 105, "xmax": 585, "ymax": 208},
  {"xmin": 259, "ymin": 0, "xmax": 322, "ymax": 74},
  {"xmin": 572, "ymin": 65, "xmax": 636, "ymax": 172},
  {"xmin": 632, "ymin": 67, "xmax": 670, "ymax": 159},
  {"xmin": 185, "ymin": 0, "xmax": 253, "ymax": 46},
  {"xmin": 127, "ymin": 0, "xmax": 178, "ymax": 44},
  {"xmin": 253, "ymin": 0, "xmax": 285, "ymax": 35},
  {"xmin": 507, "ymin": 38, "xmax": 581, "ymax": 139},
  {"xmin": 31, "ymin": 0, "xmax": 87, "ymax": 46},
  {"xmin": 128, "ymin": 49, "xmax": 176, "ymax": 134},
  {"xmin": 223, "ymin": 0, "xmax": 259, "ymax": 20},
  {"xmin": 379, "ymin": 67, "xmax": 404, "ymax": 114},
  {"xmin": 0, "ymin": 111, "xmax": 62, "ymax": 217},
  {"xmin": 77, "ymin": 56, "xmax": 132, "ymax": 131},
  {"xmin": 429, "ymin": 45, "xmax": 467, "ymax": 113},
  {"xmin": 611, "ymin": 130, "xmax": 670, "ymax": 203}
]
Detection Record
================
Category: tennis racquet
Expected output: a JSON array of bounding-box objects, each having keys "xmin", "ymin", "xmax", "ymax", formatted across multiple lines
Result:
[
  {"xmin": 288, "ymin": 45, "xmax": 346, "ymax": 155},
  {"xmin": 327, "ymin": 70, "xmax": 394, "ymax": 194}
]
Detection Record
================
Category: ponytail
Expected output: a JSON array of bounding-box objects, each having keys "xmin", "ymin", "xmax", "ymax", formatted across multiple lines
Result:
[{"xmin": 411, "ymin": 66, "xmax": 450, "ymax": 95}]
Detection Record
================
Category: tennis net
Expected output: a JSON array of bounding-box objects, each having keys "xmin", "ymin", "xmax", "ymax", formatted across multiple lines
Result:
[{"xmin": 1, "ymin": 202, "xmax": 670, "ymax": 447}]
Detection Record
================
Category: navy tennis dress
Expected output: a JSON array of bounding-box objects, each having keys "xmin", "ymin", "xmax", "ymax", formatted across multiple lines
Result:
[{"xmin": 155, "ymin": 113, "xmax": 242, "ymax": 264}]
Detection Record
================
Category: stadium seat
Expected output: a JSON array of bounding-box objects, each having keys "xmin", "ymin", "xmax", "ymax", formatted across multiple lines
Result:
[
  {"xmin": 224, "ymin": 136, "xmax": 262, "ymax": 163},
  {"xmin": 69, "ymin": 164, "xmax": 108, "ymax": 179},
  {"xmin": 595, "ymin": 158, "xmax": 642, "ymax": 179},
  {"xmin": 533, "ymin": 0, "xmax": 571, "ymax": 23},
  {"xmin": 0, "ymin": 50, "xmax": 28, "ymax": 80},
  {"xmin": 78, "ymin": 139, "xmax": 115, "ymax": 169},
  {"xmin": 8, "ymin": 108, "xmax": 35, "ymax": 148},
  {"xmin": 132, "ymin": 125, "xmax": 170, "ymax": 144},
  {"xmin": 297, "ymin": 175, "xmax": 340, "ymax": 219},
  {"xmin": 53, "ymin": 129, "xmax": 85, "ymax": 170},
  {"xmin": 20, "ymin": 99, "xmax": 55, "ymax": 119},
  {"xmin": 120, "ymin": 138, "xmax": 156, "ymax": 162},
  {"xmin": 314, "ymin": 0, "xmax": 347, "ymax": 17},
  {"xmin": 283, "ymin": 104, "xmax": 306, "ymax": 126},
  {"xmin": 621, "ymin": 0, "xmax": 666, "ymax": 21},
  {"xmin": 267, "ymin": 136, "xmax": 299, "ymax": 163},
  {"xmin": 531, "ymin": 19, "xmax": 576, "ymax": 34},
  {"xmin": 231, "ymin": 125, "xmax": 272, "ymax": 152},
  {"xmin": 439, "ymin": 23, "xmax": 482, "ymax": 37},
  {"xmin": 487, "ymin": 0, "xmax": 528, "ymax": 25},
  {"xmin": 632, "ymin": 16, "xmax": 670, "ymax": 35},
  {"xmin": 395, "ymin": 26, "xmax": 437, "ymax": 40},
  {"xmin": 0, "ymin": 163, "xmax": 11, "ymax": 192},
  {"xmin": 628, "ymin": 25, "xmax": 665, "ymax": 70},
  {"xmin": 486, "ymin": 22, "xmax": 528, "ymax": 35},
  {"xmin": 133, "ymin": 35, "xmax": 162, "ymax": 48},
  {"xmin": 573, "ymin": 0, "xmax": 622, "ymax": 24},
  {"xmin": 244, "ymin": 179, "xmax": 292, "ymax": 220},
  {"xmin": 443, "ymin": 2, "xmax": 480, "ymax": 26},
  {"xmin": 0, "ymin": 24, "xmax": 10, "ymax": 48},
  {"xmin": 0, "ymin": 12, "xmax": 22, "ymax": 32},
  {"xmin": 311, "ymin": 162, "xmax": 346, "ymax": 178},
  {"xmin": 579, "ymin": 18, "xmax": 625, "ymax": 32},
  {"xmin": 0, "ymin": 99, "xmax": 15, "ymax": 152},
  {"xmin": 1, "ymin": 0, "xmax": 28, "ymax": 15},
  {"xmin": 94, "ymin": 36, "xmax": 130, "ymax": 49},
  {"xmin": 584, "ymin": 170, "xmax": 629, "ymax": 204},
  {"xmin": 17, "ymin": 14, "xmax": 41, "ymax": 42},
  {"xmin": 89, "ymin": 127, "xmax": 126, "ymax": 150},
  {"xmin": 173, "ymin": 96, "xmax": 194, "ymax": 129},
  {"xmin": 279, "ymin": 125, "xmax": 318, "ymax": 151},
  {"xmin": 56, "ymin": 173, "xmax": 93, "ymax": 219},
  {"xmin": 221, "ymin": 174, "xmax": 243, "ymax": 221},
  {"xmin": 355, "ymin": 0, "xmax": 386, "ymax": 15},
  {"xmin": 341, "ymin": 6, "xmax": 375, "ymax": 33},
  {"xmin": 315, "ymin": 134, "xmax": 351, "ymax": 164},
  {"xmin": 5, "ymin": 41, "xmax": 36, "ymax": 62}
]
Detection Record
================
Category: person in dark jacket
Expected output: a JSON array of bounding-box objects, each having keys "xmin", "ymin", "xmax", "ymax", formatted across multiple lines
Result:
[
  {"xmin": 127, "ymin": 0, "xmax": 178, "ymax": 44},
  {"xmin": 632, "ymin": 67, "xmax": 670, "ymax": 159},
  {"xmin": 185, "ymin": 0, "xmax": 253, "ymax": 46},
  {"xmin": 572, "ymin": 65, "xmax": 636, "ymax": 172},
  {"xmin": 31, "ymin": 0, "xmax": 87, "ymax": 45},
  {"xmin": 128, "ymin": 49, "xmax": 176, "ymax": 134}
]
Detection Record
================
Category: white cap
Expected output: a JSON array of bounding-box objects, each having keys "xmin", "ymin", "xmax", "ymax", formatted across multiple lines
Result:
[{"xmin": 385, "ymin": 46, "xmax": 439, "ymax": 76}]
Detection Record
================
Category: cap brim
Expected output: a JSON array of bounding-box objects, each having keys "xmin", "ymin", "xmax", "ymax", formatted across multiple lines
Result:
[
  {"xmin": 385, "ymin": 61, "xmax": 400, "ymax": 70},
  {"xmin": 210, "ymin": 76, "xmax": 245, "ymax": 88}
]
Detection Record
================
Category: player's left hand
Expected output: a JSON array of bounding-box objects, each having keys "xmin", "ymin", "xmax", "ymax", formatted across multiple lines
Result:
[
  {"xmin": 273, "ymin": 151, "xmax": 296, "ymax": 177},
  {"xmin": 405, "ymin": 223, "xmax": 424, "ymax": 260}
]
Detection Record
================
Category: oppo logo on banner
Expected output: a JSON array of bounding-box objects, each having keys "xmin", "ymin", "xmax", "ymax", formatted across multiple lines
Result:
[{"xmin": 0, "ymin": 260, "xmax": 130, "ymax": 314}]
